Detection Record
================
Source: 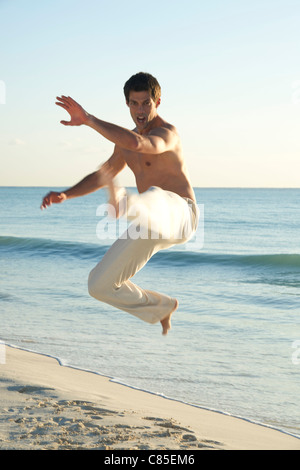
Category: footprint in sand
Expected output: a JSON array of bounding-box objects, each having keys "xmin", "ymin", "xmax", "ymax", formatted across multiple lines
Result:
[{"xmin": 12, "ymin": 385, "xmax": 55, "ymax": 394}]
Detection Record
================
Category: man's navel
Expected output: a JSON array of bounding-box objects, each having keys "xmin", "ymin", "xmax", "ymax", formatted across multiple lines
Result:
[{"xmin": 145, "ymin": 161, "xmax": 151, "ymax": 166}]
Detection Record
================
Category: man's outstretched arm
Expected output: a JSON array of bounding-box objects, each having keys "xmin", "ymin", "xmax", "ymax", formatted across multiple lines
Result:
[
  {"xmin": 40, "ymin": 148, "xmax": 126, "ymax": 209},
  {"xmin": 56, "ymin": 96, "xmax": 177, "ymax": 154},
  {"xmin": 40, "ymin": 171, "xmax": 101, "ymax": 210}
]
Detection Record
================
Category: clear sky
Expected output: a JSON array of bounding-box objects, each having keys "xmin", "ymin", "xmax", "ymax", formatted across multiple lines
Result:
[{"xmin": 1, "ymin": 0, "xmax": 300, "ymax": 188}]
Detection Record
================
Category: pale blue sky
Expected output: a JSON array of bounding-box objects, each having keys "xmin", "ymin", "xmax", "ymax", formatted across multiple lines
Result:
[{"xmin": 1, "ymin": 0, "xmax": 300, "ymax": 187}]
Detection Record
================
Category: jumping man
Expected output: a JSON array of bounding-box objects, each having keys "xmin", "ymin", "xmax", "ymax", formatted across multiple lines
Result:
[{"xmin": 41, "ymin": 72, "xmax": 199, "ymax": 335}]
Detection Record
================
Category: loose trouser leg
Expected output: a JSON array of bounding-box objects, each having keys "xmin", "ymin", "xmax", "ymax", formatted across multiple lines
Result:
[
  {"xmin": 88, "ymin": 234, "xmax": 175, "ymax": 323},
  {"xmin": 88, "ymin": 187, "xmax": 199, "ymax": 324}
]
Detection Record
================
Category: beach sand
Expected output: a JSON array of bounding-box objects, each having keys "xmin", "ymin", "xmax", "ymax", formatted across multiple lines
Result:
[{"xmin": 0, "ymin": 345, "xmax": 299, "ymax": 450}]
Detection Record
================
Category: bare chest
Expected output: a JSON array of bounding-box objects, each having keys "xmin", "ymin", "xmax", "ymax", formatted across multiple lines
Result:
[{"xmin": 122, "ymin": 149, "xmax": 165, "ymax": 175}]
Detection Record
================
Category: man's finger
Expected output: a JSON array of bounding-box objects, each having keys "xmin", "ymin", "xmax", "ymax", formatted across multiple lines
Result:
[
  {"xmin": 56, "ymin": 96, "xmax": 68, "ymax": 103},
  {"xmin": 40, "ymin": 199, "xmax": 47, "ymax": 209},
  {"xmin": 56, "ymin": 96, "xmax": 72, "ymax": 107},
  {"xmin": 60, "ymin": 120, "xmax": 71, "ymax": 126},
  {"xmin": 60, "ymin": 95, "xmax": 71, "ymax": 102},
  {"xmin": 56, "ymin": 101, "xmax": 70, "ymax": 109},
  {"xmin": 67, "ymin": 96, "xmax": 79, "ymax": 106}
]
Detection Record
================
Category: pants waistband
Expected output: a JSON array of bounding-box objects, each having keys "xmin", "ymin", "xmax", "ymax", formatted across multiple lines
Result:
[
  {"xmin": 182, "ymin": 197, "xmax": 195, "ymax": 205},
  {"xmin": 182, "ymin": 197, "xmax": 199, "ymax": 229}
]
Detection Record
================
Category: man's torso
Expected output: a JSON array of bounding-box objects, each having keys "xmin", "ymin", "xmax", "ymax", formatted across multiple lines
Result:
[{"xmin": 116, "ymin": 120, "xmax": 195, "ymax": 201}]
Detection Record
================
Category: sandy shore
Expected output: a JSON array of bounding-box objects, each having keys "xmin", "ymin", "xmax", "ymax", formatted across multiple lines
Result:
[{"xmin": 0, "ymin": 345, "xmax": 299, "ymax": 450}]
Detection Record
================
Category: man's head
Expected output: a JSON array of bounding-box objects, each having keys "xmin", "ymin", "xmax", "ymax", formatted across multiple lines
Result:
[
  {"xmin": 124, "ymin": 72, "xmax": 161, "ymax": 132},
  {"xmin": 123, "ymin": 72, "xmax": 161, "ymax": 104}
]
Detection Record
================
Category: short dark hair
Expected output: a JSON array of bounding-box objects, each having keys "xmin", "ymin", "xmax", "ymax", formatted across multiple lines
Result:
[{"xmin": 123, "ymin": 72, "xmax": 161, "ymax": 103}]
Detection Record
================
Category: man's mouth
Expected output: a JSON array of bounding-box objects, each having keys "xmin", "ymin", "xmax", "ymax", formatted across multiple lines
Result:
[{"xmin": 136, "ymin": 116, "xmax": 146, "ymax": 125}]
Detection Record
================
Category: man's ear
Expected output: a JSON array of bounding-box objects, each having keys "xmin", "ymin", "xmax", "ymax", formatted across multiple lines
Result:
[{"xmin": 156, "ymin": 98, "xmax": 161, "ymax": 108}]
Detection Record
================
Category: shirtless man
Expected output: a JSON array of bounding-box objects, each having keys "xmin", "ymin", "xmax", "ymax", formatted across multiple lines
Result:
[{"xmin": 41, "ymin": 72, "xmax": 198, "ymax": 335}]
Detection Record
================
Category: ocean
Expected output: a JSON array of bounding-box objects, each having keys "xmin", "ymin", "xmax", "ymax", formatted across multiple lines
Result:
[{"xmin": 0, "ymin": 186, "xmax": 299, "ymax": 438}]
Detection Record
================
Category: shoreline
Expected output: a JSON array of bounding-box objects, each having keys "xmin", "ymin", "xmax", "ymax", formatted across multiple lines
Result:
[
  {"xmin": 1, "ymin": 344, "xmax": 299, "ymax": 450},
  {"xmin": 4, "ymin": 342, "xmax": 300, "ymax": 441}
]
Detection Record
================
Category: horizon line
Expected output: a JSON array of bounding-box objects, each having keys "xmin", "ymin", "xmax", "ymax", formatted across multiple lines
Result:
[{"xmin": 0, "ymin": 185, "xmax": 300, "ymax": 190}]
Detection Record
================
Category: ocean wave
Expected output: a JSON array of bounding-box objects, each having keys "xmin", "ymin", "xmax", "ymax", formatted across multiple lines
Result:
[
  {"xmin": 0, "ymin": 235, "xmax": 107, "ymax": 260},
  {"xmin": 1, "ymin": 235, "xmax": 300, "ymax": 269},
  {"xmin": 153, "ymin": 251, "xmax": 300, "ymax": 268}
]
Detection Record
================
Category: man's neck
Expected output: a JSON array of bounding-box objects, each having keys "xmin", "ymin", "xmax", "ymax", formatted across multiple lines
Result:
[{"xmin": 138, "ymin": 114, "xmax": 161, "ymax": 135}]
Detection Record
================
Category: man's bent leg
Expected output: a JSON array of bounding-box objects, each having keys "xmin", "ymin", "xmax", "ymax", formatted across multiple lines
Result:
[
  {"xmin": 88, "ymin": 231, "xmax": 176, "ymax": 325},
  {"xmin": 88, "ymin": 186, "xmax": 198, "ymax": 330}
]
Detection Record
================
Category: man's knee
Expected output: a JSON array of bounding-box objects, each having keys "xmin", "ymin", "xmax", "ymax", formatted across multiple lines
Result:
[{"xmin": 88, "ymin": 268, "xmax": 109, "ymax": 300}]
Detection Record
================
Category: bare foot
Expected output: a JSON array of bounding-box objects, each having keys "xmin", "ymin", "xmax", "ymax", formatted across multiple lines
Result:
[{"xmin": 161, "ymin": 299, "xmax": 178, "ymax": 335}]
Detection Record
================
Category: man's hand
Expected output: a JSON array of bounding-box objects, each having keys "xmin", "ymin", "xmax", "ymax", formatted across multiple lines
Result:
[
  {"xmin": 40, "ymin": 191, "xmax": 67, "ymax": 210},
  {"xmin": 56, "ymin": 96, "xmax": 89, "ymax": 126}
]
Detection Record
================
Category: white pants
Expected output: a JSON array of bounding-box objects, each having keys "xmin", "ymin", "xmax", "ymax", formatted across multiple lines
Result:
[{"xmin": 88, "ymin": 186, "xmax": 199, "ymax": 324}]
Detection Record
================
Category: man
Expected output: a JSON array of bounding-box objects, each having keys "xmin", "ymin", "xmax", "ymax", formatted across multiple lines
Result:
[{"xmin": 41, "ymin": 72, "xmax": 198, "ymax": 335}]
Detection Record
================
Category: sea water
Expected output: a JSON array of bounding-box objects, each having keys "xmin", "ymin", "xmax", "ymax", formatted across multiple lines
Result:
[{"xmin": 0, "ymin": 187, "xmax": 299, "ymax": 438}]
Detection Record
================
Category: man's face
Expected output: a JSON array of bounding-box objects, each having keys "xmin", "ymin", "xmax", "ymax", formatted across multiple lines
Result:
[{"xmin": 127, "ymin": 90, "xmax": 160, "ymax": 132}]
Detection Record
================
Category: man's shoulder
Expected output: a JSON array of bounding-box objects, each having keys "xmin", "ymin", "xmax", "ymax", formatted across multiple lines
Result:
[
  {"xmin": 163, "ymin": 121, "xmax": 177, "ymax": 133},
  {"xmin": 151, "ymin": 120, "xmax": 178, "ymax": 137}
]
